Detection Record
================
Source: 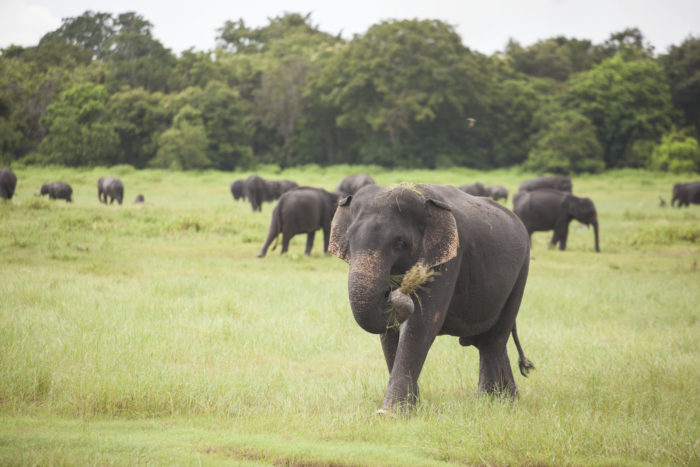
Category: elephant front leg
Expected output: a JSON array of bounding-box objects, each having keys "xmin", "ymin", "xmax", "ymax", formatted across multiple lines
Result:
[{"xmin": 380, "ymin": 327, "xmax": 400, "ymax": 373}]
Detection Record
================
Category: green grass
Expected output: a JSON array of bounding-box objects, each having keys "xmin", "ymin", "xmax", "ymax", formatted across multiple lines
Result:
[{"xmin": 1, "ymin": 166, "xmax": 698, "ymax": 465}]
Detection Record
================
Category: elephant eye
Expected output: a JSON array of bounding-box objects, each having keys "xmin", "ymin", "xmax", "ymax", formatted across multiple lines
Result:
[{"xmin": 393, "ymin": 239, "xmax": 408, "ymax": 251}]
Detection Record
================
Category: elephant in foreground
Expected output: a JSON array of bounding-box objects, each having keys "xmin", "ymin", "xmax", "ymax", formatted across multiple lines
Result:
[
  {"xmin": 257, "ymin": 187, "xmax": 340, "ymax": 257},
  {"xmin": 329, "ymin": 183, "xmax": 533, "ymax": 413},
  {"xmin": 513, "ymin": 189, "xmax": 599, "ymax": 252},
  {"xmin": 337, "ymin": 174, "xmax": 375, "ymax": 196},
  {"xmin": 98, "ymin": 177, "xmax": 124, "ymax": 205},
  {"xmin": 671, "ymin": 181, "xmax": 700, "ymax": 207},
  {"xmin": 0, "ymin": 168, "xmax": 17, "ymax": 200},
  {"xmin": 40, "ymin": 182, "xmax": 73, "ymax": 202},
  {"xmin": 518, "ymin": 176, "xmax": 572, "ymax": 193},
  {"xmin": 486, "ymin": 185, "xmax": 509, "ymax": 202},
  {"xmin": 458, "ymin": 182, "xmax": 487, "ymax": 196},
  {"xmin": 243, "ymin": 174, "xmax": 297, "ymax": 212}
]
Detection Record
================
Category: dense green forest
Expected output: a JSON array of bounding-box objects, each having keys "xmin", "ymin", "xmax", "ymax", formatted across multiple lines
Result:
[{"xmin": 1, "ymin": 11, "xmax": 699, "ymax": 173}]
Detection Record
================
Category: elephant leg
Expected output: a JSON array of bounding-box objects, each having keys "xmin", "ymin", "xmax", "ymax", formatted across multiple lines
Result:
[
  {"xmin": 281, "ymin": 232, "xmax": 292, "ymax": 254},
  {"xmin": 475, "ymin": 262, "xmax": 528, "ymax": 397},
  {"xmin": 304, "ymin": 231, "xmax": 315, "ymax": 256},
  {"xmin": 322, "ymin": 226, "xmax": 331, "ymax": 253},
  {"xmin": 380, "ymin": 327, "xmax": 400, "ymax": 373},
  {"xmin": 558, "ymin": 226, "xmax": 569, "ymax": 250}
]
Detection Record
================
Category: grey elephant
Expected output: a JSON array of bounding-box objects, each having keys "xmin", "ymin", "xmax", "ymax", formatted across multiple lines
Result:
[
  {"xmin": 518, "ymin": 176, "xmax": 572, "ymax": 193},
  {"xmin": 671, "ymin": 181, "xmax": 700, "ymax": 207},
  {"xmin": 0, "ymin": 168, "xmax": 17, "ymax": 200},
  {"xmin": 98, "ymin": 177, "xmax": 124, "ymax": 205},
  {"xmin": 133, "ymin": 194, "xmax": 145, "ymax": 204},
  {"xmin": 257, "ymin": 187, "xmax": 340, "ymax": 257},
  {"xmin": 337, "ymin": 174, "xmax": 375, "ymax": 196},
  {"xmin": 40, "ymin": 182, "xmax": 73, "ymax": 202},
  {"xmin": 458, "ymin": 182, "xmax": 487, "ymax": 196},
  {"xmin": 486, "ymin": 185, "xmax": 509, "ymax": 202},
  {"xmin": 513, "ymin": 189, "xmax": 599, "ymax": 252},
  {"xmin": 243, "ymin": 174, "xmax": 297, "ymax": 212},
  {"xmin": 230, "ymin": 179, "xmax": 246, "ymax": 201},
  {"xmin": 329, "ymin": 183, "xmax": 533, "ymax": 413}
]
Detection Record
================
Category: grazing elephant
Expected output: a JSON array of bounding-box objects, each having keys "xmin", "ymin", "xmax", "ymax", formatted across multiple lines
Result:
[
  {"xmin": 257, "ymin": 187, "xmax": 340, "ymax": 257},
  {"xmin": 329, "ymin": 183, "xmax": 533, "ymax": 413},
  {"xmin": 40, "ymin": 182, "xmax": 73, "ymax": 202},
  {"xmin": 133, "ymin": 194, "xmax": 145, "ymax": 204},
  {"xmin": 337, "ymin": 174, "xmax": 375, "ymax": 196},
  {"xmin": 518, "ymin": 176, "xmax": 572, "ymax": 193},
  {"xmin": 243, "ymin": 175, "xmax": 297, "ymax": 212},
  {"xmin": 98, "ymin": 177, "xmax": 124, "ymax": 205},
  {"xmin": 671, "ymin": 181, "xmax": 700, "ymax": 207},
  {"xmin": 486, "ymin": 185, "xmax": 509, "ymax": 202},
  {"xmin": 0, "ymin": 168, "xmax": 17, "ymax": 200},
  {"xmin": 230, "ymin": 179, "xmax": 246, "ymax": 200},
  {"xmin": 513, "ymin": 189, "xmax": 599, "ymax": 252},
  {"xmin": 458, "ymin": 182, "xmax": 487, "ymax": 196}
]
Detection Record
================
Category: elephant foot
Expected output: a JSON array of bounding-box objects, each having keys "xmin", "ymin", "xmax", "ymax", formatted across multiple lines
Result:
[{"xmin": 256, "ymin": 251, "xmax": 266, "ymax": 258}]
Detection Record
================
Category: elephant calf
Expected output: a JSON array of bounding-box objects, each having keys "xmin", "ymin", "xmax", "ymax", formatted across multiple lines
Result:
[
  {"xmin": 458, "ymin": 182, "xmax": 487, "ymax": 196},
  {"xmin": 513, "ymin": 189, "xmax": 599, "ymax": 252},
  {"xmin": 40, "ymin": 182, "xmax": 73, "ymax": 202},
  {"xmin": 257, "ymin": 187, "xmax": 340, "ymax": 257}
]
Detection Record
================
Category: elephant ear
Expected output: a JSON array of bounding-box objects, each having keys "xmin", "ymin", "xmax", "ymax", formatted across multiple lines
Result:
[
  {"xmin": 329, "ymin": 195, "xmax": 353, "ymax": 263},
  {"xmin": 419, "ymin": 199, "xmax": 459, "ymax": 269}
]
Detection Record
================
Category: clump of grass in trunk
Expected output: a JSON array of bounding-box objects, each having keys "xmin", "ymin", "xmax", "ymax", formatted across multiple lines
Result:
[{"xmin": 386, "ymin": 263, "xmax": 439, "ymax": 328}]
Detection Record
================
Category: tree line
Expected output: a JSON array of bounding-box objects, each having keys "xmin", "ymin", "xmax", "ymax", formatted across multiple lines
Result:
[{"xmin": 1, "ymin": 11, "xmax": 699, "ymax": 173}]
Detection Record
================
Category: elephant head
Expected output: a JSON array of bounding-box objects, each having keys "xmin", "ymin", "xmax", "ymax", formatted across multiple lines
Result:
[
  {"xmin": 565, "ymin": 195, "xmax": 599, "ymax": 252},
  {"xmin": 329, "ymin": 184, "xmax": 459, "ymax": 334}
]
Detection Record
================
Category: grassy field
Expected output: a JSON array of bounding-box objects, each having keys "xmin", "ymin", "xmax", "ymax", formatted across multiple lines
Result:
[{"xmin": 1, "ymin": 165, "xmax": 698, "ymax": 465}]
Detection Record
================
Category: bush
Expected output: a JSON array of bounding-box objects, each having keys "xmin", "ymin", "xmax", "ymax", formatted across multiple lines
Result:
[{"xmin": 649, "ymin": 131, "xmax": 700, "ymax": 173}]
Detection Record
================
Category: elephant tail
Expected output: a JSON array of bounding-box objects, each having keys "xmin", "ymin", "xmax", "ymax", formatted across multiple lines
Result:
[{"xmin": 512, "ymin": 322, "xmax": 534, "ymax": 377}]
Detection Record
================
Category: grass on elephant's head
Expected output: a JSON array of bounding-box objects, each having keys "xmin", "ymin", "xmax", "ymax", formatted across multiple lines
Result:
[{"xmin": 1, "ymin": 166, "xmax": 699, "ymax": 465}]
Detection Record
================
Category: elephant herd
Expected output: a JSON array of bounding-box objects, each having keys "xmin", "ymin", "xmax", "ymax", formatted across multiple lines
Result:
[{"xmin": 0, "ymin": 169, "xmax": 144, "ymax": 205}]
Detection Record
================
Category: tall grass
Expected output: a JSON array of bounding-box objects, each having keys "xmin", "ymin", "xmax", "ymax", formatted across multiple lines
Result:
[{"xmin": 1, "ymin": 166, "xmax": 698, "ymax": 465}]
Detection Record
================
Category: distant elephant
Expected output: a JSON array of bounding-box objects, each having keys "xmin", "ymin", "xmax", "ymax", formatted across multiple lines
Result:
[
  {"xmin": 329, "ymin": 183, "xmax": 533, "ymax": 413},
  {"xmin": 133, "ymin": 194, "xmax": 145, "ymax": 204},
  {"xmin": 230, "ymin": 179, "xmax": 246, "ymax": 200},
  {"xmin": 98, "ymin": 177, "xmax": 124, "ymax": 205},
  {"xmin": 518, "ymin": 176, "xmax": 572, "ymax": 193},
  {"xmin": 257, "ymin": 187, "xmax": 340, "ymax": 257},
  {"xmin": 486, "ymin": 185, "xmax": 509, "ymax": 202},
  {"xmin": 337, "ymin": 174, "xmax": 375, "ymax": 196},
  {"xmin": 40, "ymin": 182, "xmax": 73, "ymax": 202},
  {"xmin": 458, "ymin": 182, "xmax": 487, "ymax": 196},
  {"xmin": 513, "ymin": 189, "xmax": 599, "ymax": 252},
  {"xmin": 0, "ymin": 168, "xmax": 17, "ymax": 200},
  {"xmin": 671, "ymin": 181, "xmax": 700, "ymax": 207},
  {"xmin": 243, "ymin": 174, "xmax": 296, "ymax": 212}
]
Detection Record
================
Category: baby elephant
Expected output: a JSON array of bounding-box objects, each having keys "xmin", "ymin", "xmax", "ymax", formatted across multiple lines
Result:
[
  {"xmin": 257, "ymin": 187, "xmax": 340, "ymax": 257},
  {"xmin": 40, "ymin": 182, "xmax": 73, "ymax": 202}
]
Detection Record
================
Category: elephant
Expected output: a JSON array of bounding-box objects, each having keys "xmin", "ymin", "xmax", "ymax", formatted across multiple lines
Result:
[
  {"xmin": 513, "ymin": 189, "xmax": 599, "ymax": 252},
  {"xmin": 243, "ymin": 174, "xmax": 297, "ymax": 212},
  {"xmin": 337, "ymin": 174, "xmax": 375, "ymax": 196},
  {"xmin": 486, "ymin": 185, "xmax": 509, "ymax": 202},
  {"xmin": 257, "ymin": 187, "xmax": 340, "ymax": 257},
  {"xmin": 133, "ymin": 194, "xmax": 145, "ymax": 204},
  {"xmin": 329, "ymin": 183, "xmax": 533, "ymax": 413},
  {"xmin": 671, "ymin": 181, "xmax": 700, "ymax": 207},
  {"xmin": 0, "ymin": 168, "xmax": 17, "ymax": 200},
  {"xmin": 518, "ymin": 176, "xmax": 572, "ymax": 193},
  {"xmin": 98, "ymin": 177, "xmax": 124, "ymax": 205},
  {"xmin": 458, "ymin": 182, "xmax": 487, "ymax": 196},
  {"xmin": 40, "ymin": 182, "xmax": 73, "ymax": 202},
  {"xmin": 230, "ymin": 179, "xmax": 246, "ymax": 200}
]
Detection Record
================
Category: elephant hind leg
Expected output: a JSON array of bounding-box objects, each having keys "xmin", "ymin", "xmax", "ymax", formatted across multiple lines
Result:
[
  {"xmin": 304, "ymin": 231, "xmax": 315, "ymax": 256},
  {"xmin": 476, "ymin": 345, "xmax": 518, "ymax": 397}
]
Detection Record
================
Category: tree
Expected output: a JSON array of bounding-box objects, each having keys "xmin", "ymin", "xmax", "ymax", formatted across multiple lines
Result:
[
  {"xmin": 569, "ymin": 56, "xmax": 672, "ymax": 168},
  {"xmin": 149, "ymin": 105, "xmax": 210, "ymax": 170},
  {"xmin": 33, "ymin": 82, "xmax": 118, "ymax": 166},
  {"xmin": 660, "ymin": 36, "xmax": 700, "ymax": 138},
  {"xmin": 506, "ymin": 37, "xmax": 597, "ymax": 81},
  {"xmin": 649, "ymin": 130, "xmax": 700, "ymax": 173},
  {"xmin": 524, "ymin": 111, "xmax": 605, "ymax": 174}
]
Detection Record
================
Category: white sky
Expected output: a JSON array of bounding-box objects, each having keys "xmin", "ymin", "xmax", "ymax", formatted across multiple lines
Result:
[{"xmin": 1, "ymin": 0, "xmax": 698, "ymax": 56}]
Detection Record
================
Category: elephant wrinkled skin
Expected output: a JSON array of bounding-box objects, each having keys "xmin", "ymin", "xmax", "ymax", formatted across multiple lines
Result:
[{"xmin": 329, "ymin": 183, "xmax": 533, "ymax": 413}]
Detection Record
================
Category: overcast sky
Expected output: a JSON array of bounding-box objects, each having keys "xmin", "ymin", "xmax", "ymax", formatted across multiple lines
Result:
[{"xmin": 1, "ymin": 0, "xmax": 698, "ymax": 56}]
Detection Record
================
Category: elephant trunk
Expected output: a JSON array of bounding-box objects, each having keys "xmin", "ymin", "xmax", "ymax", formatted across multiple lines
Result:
[
  {"xmin": 348, "ymin": 255, "xmax": 392, "ymax": 334},
  {"xmin": 593, "ymin": 219, "xmax": 600, "ymax": 253}
]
